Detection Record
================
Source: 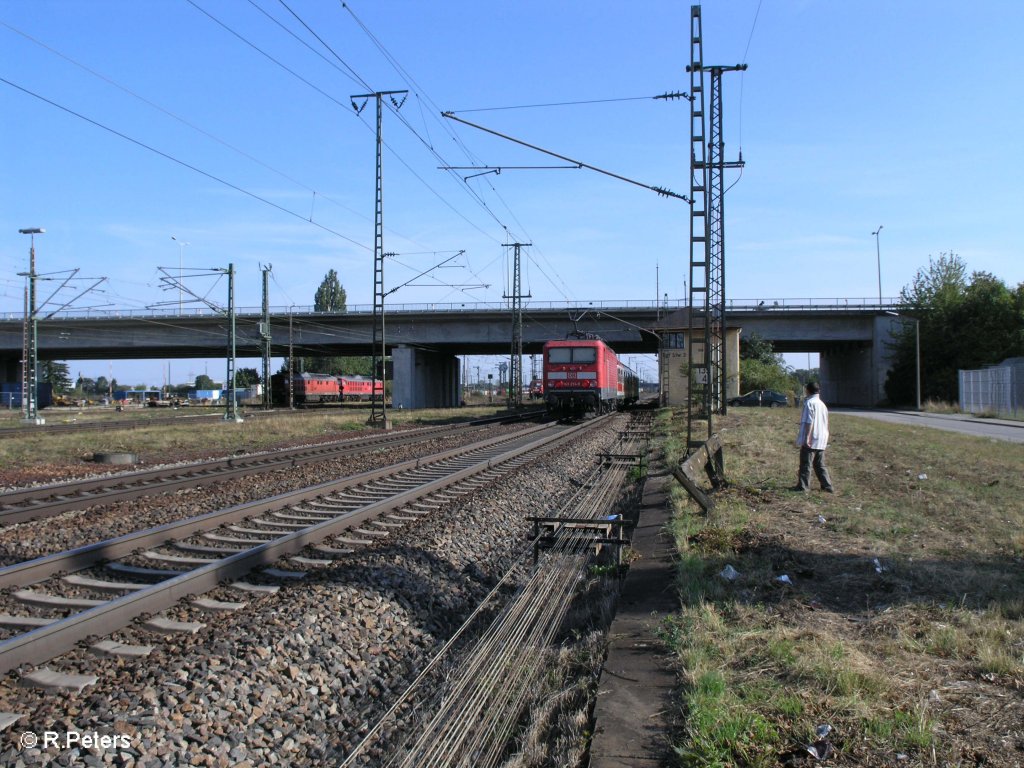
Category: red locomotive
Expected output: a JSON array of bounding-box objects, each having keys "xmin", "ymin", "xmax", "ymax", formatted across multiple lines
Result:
[
  {"xmin": 339, "ymin": 376, "xmax": 384, "ymax": 402},
  {"xmin": 270, "ymin": 373, "xmax": 384, "ymax": 406},
  {"xmin": 542, "ymin": 337, "xmax": 638, "ymax": 418}
]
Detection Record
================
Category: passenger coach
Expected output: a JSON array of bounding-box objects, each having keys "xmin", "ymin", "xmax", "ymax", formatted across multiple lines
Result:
[{"xmin": 542, "ymin": 337, "xmax": 638, "ymax": 418}]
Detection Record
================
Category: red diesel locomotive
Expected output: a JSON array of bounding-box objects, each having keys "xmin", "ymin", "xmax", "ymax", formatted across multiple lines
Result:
[
  {"xmin": 270, "ymin": 373, "xmax": 384, "ymax": 405},
  {"xmin": 542, "ymin": 337, "xmax": 638, "ymax": 418}
]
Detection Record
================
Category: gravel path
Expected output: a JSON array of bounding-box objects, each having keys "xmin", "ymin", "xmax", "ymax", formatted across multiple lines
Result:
[{"xmin": 0, "ymin": 416, "xmax": 627, "ymax": 767}]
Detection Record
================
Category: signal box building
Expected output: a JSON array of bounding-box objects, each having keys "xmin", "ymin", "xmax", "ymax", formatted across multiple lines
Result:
[{"xmin": 654, "ymin": 309, "xmax": 741, "ymax": 408}]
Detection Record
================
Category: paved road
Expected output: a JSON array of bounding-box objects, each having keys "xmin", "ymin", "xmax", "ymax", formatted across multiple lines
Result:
[{"xmin": 835, "ymin": 409, "xmax": 1024, "ymax": 444}]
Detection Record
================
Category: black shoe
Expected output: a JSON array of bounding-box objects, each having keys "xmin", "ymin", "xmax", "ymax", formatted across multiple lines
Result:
[
  {"xmin": 822, "ymin": 487, "xmax": 835, "ymax": 494},
  {"xmin": 789, "ymin": 485, "xmax": 807, "ymax": 492}
]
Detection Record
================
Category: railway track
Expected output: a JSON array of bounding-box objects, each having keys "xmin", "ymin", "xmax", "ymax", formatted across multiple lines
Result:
[
  {"xmin": 0, "ymin": 410, "xmax": 544, "ymax": 526},
  {"xmin": 0, "ymin": 414, "xmax": 608, "ymax": 681}
]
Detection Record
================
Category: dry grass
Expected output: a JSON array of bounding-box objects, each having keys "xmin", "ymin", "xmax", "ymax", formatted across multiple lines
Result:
[
  {"xmin": 660, "ymin": 407, "xmax": 1024, "ymax": 767},
  {"xmin": 0, "ymin": 405, "xmax": 512, "ymax": 486}
]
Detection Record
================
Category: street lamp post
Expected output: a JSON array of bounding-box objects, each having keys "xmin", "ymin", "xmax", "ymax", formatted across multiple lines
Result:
[
  {"xmin": 18, "ymin": 228, "xmax": 45, "ymax": 425},
  {"xmin": 872, "ymin": 225, "xmax": 884, "ymax": 306},
  {"xmin": 886, "ymin": 311, "xmax": 921, "ymax": 411},
  {"xmin": 171, "ymin": 236, "xmax": 189, "ymax": 314}
]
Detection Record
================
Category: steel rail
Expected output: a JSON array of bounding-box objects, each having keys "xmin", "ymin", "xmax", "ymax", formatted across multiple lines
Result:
[
  {"xmin": 0, "ymin": 415, "xmax": 610, "ymax": 674},
  {"xmin": 398, "ymin": 441, "xmax": 639, "ymax": 768},
  {"xmin": 0, "ymin": 410, "xmax": 545, "ymax": 524},
  {"xmin": 343, "ymin": 417, "xmax": 648, "ymax": 766}
]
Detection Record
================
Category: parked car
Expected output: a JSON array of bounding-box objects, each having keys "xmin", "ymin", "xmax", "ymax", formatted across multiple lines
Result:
[{"xmin": 728, "ymin": 389, "xmax": 789, "ymax": 408}]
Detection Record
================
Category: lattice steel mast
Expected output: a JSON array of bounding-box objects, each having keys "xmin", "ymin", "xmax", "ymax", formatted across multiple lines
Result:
[
  {"xmin": 503, "ymin": 242, "xmax": 531, "ymax": 408},
  {"xmin": 352, "ymin": 89, "xmax": 408, "ymax": 426},
  {"xmin": 260, "ymin": 264, "xmax": 272, "ymax": 411},
  {"xmin": 686, "ymin": 4, "xmax": 745, "ymax": 452}
]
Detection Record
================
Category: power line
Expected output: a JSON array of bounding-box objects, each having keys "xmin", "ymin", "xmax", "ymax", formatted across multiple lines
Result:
[
  {"xmin": 0, "ymin": 76, "xmax": 371, "ymax": 252},
  {"xmin": 274, "ymin": 0, "xmax": 371, "ymax": 91},
  {"xmin": 447, "ymin": 95, "xmax": 665, "ymax": 113},
  {"xmin": 737, "ymin": 0, "xmax": 763, "ymax": 149},
  {"xmin": 443, "ymin": 112, "xmax": 691, "ymax": 202},
  {"xmin": 0, "ymin": 19, "xmax": 367, "ymax": 229}
]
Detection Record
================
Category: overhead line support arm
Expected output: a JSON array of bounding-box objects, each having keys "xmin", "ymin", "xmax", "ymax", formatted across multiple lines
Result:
[{"xmin": 441, "ymin": 112, "xmax": 690, "ymax": 202}]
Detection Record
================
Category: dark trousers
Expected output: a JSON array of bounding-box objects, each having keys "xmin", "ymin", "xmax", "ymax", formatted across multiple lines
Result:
[{"xmin": 798, "ymin": 446, "xmax": 833, "ymax": 491}]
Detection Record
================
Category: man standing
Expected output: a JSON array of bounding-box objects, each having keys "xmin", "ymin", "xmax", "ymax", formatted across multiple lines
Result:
[{"xmin": 793, "ymin": 381, "xmax": 834, "ymax": 493}]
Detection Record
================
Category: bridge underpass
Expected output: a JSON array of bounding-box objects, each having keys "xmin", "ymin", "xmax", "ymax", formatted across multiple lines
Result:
[{"xmin": 0, "ymin": 300, "xmax": 902, "ymax": 408}]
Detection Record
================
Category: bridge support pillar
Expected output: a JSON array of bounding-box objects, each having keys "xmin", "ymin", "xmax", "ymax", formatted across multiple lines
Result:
[
  {"xmin": 820, "ymin": 346, "xmax": 876, "ymax": 406},
  {"xmin": 391, "ymin": 346, "xmax": 460, "ymax": 410}
]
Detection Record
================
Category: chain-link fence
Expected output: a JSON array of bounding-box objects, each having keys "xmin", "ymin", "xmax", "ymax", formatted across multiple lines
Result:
[{"xmin": 959, "ymin": 359, "xmax": 1024, "ymax": 418}]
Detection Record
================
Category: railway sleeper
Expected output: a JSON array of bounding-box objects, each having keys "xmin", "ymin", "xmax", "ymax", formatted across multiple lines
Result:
[
  {"xmin": 62, "ymin": 574, "xmax": 148, "ymax": 593},
  {"xmin": 289, "ymin": 556, "xmax": 334, "ymax": 568},
  {"xmin": 203, "ymin": 532, "xmax": 271, "ymax": 545},
  {"xmin": 249, "ymin": 517, "xmax": 309, "ymax": 529},
  {"xmin": 90, "ymin": 640, "xmax": 154, "ymax": 659},
  {"xmin": 142, "ymin": 551, "xmax": 219, "ymax": 567},
  {"xmin": 12, "ymin": 590, "xmax": 105, "ymax": 610},
  {"xmin": 313, "ymin": 545, "xmax": 355, "ymax": 557},
  {"xmin": 142, "ymin": 617, "xmax": 204, "ymax": 635},
  {"xmin": 333, "ymin": 535, "xmax": 375, "ymax": 546},
  {"xmin": 0, "ymin": 615, "xmax": 56, "ymax": 628},
  {"xmin": 171, "ymin": 541, "xmax": 249, "ymax": 556},
  {"xmin": 191, "ymin": 598, "xmax": 245, "ymax": 613},
  {"xmin": 225, "ymin": 525, "xmax": 289, "ymax": 537},
  {"xmin": 261, "ymin": 567, "xmax": 306, "ymax": 580},
  {"xmin": 21, "ymin": 668, "xmax": 98, "ymax": 693},
  {"xmin": 230, "ymin": 581, "xmax": 280, "ymax": 595}
]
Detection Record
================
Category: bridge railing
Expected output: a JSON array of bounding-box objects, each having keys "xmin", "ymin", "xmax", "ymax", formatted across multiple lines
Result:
[{"xmin": 0, "ymin": 297, "xmax": 903, "ymax": 322}]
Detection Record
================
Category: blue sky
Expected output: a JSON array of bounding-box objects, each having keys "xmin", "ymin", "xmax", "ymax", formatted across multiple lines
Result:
[{"xmin": 2, "ymin": 1, "xmax": 1022, "ymax": 387}]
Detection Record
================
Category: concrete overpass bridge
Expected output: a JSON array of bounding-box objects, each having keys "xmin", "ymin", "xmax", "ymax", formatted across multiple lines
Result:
[{"xmin": 0, "ymin": 297, "xmax": 905, "ymax": 408}]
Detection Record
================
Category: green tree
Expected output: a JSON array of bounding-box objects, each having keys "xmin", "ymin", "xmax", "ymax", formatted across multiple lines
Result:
[
  {"xmin": 95, "ymin": 375, "xmax": 110, "ymax": 396},
  {"xmin": 740, "ymin": 332, "xmax": 783, "ymax": 367},
  {"xmin": 885, "ymin": 253, "xmax": 1023, "ymax": 404},
  {"xmin": 738, "ymin": 332, "xmax": 795, "ymax": 393},
  {"xmin": 40, "ymin": 361, "xmax": 73, "ymax": 394},
  {"xmin": 195, "ymin": 374, "xmax": 216, "ymax": 390},
  {"xmin": 304, "ymin": 270, "xmax": 357, "ymax": 374},
  {"xmin": 314, "ymin": 269, "xmax": 347, "ymax": 312},
  {"xmin": 234, "ymin": 367, "xmax": 260, "ymax": 388}
]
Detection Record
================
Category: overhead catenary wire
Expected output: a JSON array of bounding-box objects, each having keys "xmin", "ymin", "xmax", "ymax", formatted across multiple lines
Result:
[
  {"xmin": 736, "ymin": 0, "xmax": 763, "ymax": 153},
  {"xmin": 0, "ymin": 19, "xmax": 367, "ymax": 229},
  {"xmin": 0, "ymin": 77, "xmax": 371, "ymax": 252},
  {"xmin": 447, "ymin": 94, "xmax": 675, "ymax": 114},
  {"xmin": 443, "ymin": 112, "xmax": 690, "ymax": 203}
]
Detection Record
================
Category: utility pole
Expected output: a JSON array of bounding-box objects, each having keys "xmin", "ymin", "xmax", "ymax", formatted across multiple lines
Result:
[
  {"xmin": 260, "ymin": 264, "xmax": 273, "ymax": 410},
  {"xmin": 503, "ymin": 242, "xmax": 531, "ymax": 408},
  {"xmin": 685, "ymin": 4, "xmax": 745, "ymax": 453},
  {"xmin": 224, "ymin": 264, "xmax": 239, "ymax": 421},
  {"xmin": 18, "ymin": 228, "xmax": 44, "ymax": 425},
  {"xmin": 352, "ymin": 88, "xmax": 408, "ymax": 428}
]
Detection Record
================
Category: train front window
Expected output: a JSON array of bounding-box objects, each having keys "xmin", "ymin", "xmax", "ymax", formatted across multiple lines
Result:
[
  {"xmin": 572, "ymin": 347, "xmax": 596, "ymax": 363},
  {"xmin": 548, "ymin": 348, "xmax": 572, "ymax": 363},
  {"xmin": 548, "ymin": 346, "xmax": 597, "ymax": 364}
]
